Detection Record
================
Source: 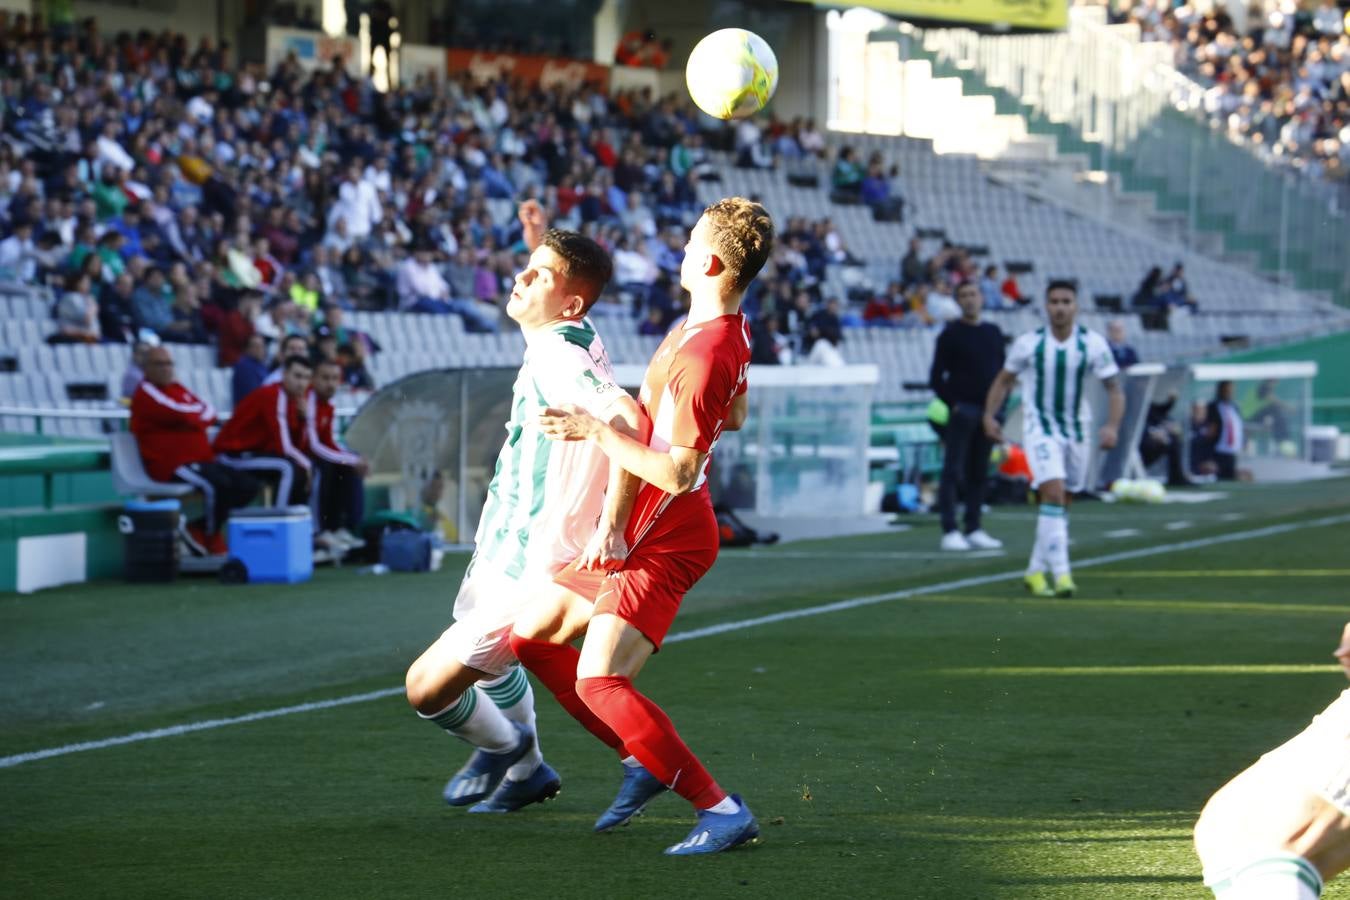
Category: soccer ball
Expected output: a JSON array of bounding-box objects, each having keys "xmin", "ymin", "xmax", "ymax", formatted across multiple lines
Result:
[{"xmin": 685, "ymin": 28, "xmax": 779, "ymax": 120}]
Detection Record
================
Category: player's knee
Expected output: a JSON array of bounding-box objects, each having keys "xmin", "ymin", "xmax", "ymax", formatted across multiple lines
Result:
[{"xmin": 404, "ymin": 661, "xmax": 448, "ymax": 713}]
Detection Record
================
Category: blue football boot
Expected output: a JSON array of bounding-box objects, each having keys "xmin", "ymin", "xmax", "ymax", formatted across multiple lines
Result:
[
  {"xmin": 664, "ymin": 794, "xmax": 759, "ymax": 856},
  {"xmin": 442, "ymin": 722, "xmax": 534, "ymax": 807},
  {"xmin": 468, "ymin": 762, "xmax": 562, "ymax": 813},
  {"xmin": 594, "ymin": 763, "xmax": 669, "ymax": 832}
]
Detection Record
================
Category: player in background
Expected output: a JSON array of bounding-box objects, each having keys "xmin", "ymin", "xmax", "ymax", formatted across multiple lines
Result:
[
  {"xmin": 402, "ymin": 202, "xmax": 645, "ymax": 814},
  {"xmin": 1194, "ymin": 622, "xmax": 1350, "ymax": 899},
  {"xmin": 510, "ymin": 197, "xmax": 772, "ymax": 856},
  {"xmin": 982, "ymin": 280, "xmax": 1123, "ymax": 598}
]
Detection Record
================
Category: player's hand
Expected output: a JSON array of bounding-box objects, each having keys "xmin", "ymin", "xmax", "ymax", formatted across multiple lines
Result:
[
  {"xmin": 982, "ymin": 414, "xmax": 1003, "ymax": 442},
  {"xmin": 355, "ymin": 458, "xmax": 370, "ymax": 477},
  {"xmin": 1098, "ymin": 424, "xmax": 1119, "ymax": 450},
  {"xmin": 1334, "ymin": 622, "xmax": 1350, "ymax": 679},
  {"xmin": 518, "ymin": 199, "xmax": 547, "ymax": 251},
  {"xmin": 539, "ymin": 404, "xmax": 599, "ymax": 441},
  {"xmin": 580, "ymin": 523, "xmax": 628, "ymax": 572}
]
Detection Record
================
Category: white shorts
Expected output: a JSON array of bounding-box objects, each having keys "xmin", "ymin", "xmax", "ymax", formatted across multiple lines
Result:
[
  {"xmin": 1024, "ymin": 432, "xmax": 1090, "ymax": 493},
  {"xmin": 1259, "ymin": 687, "xmax": 1350, "ymax": 815},
  {"xmin": 440, "ymin": 564, "xmax": 552, "ymax": 677}
]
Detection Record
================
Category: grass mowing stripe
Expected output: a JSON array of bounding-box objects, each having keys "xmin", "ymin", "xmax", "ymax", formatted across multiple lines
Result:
[
  {"xmin": 1086, "ymin": 569, "xmax": 1350, "ymax": 578},
  {"xmin": 3, "ymin": 510, "xmax": 1348, "ymax": 771}
]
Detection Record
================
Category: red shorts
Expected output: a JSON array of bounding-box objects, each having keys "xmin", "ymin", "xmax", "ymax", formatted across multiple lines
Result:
[{"xmin": 554, "ymin": 488, "xmax": 719, "ymax": 649}]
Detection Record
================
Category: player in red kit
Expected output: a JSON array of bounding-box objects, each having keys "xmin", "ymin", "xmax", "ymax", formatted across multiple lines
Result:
[
  {"xmin": 213, "ymin": 354, "xmax": 313, "ymax": 507},
  {"xmin": 130, "ymin": 345, "xmax": 259, "ymax": 555},
  {"xmin": 510, "ymin": 198, "xmax": 773, "ymax": 856}
]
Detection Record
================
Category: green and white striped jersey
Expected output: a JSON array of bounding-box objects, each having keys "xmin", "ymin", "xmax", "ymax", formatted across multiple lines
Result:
[
  {"xmin": 471, "ymin": 317, "xmax": 629, "ymax": 581},
  {"xmin": 1005, "ymin": 325, "xmax": 1119, "ymax": 442}
]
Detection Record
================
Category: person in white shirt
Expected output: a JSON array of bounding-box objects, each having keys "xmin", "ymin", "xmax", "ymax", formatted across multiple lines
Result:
[
  {"xmin": 328, "ymin": 165, "xmax": 381, "ymax": 240},
  {"xmin": 983, "ymin": 280, "xmax": 1123, "ymax": 599},
  {"xmin": 397, "ymin": 248, "xmax": 452, "ymax": 312},
  {"xmin": 0, "ymin": 221, "xmax": 37, "ymax": 282}
]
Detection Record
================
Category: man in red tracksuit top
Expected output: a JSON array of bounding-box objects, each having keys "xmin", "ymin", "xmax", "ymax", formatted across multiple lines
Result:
[
  {"xmin": 213, "ymin": 354, "xmax": 314, "ymax": 507},
  {"xmin": 130, "ymin": 345, "xmax": 259, "ymax": 555},
  {"xmin": 306, "ymin": 359, "xmax": 368, "ymax": 547}
]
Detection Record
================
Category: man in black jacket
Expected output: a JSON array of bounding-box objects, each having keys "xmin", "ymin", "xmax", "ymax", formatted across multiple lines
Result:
[{"xmin": 929, "ymin": 281, "xmax": 1005, "ymax": 551}]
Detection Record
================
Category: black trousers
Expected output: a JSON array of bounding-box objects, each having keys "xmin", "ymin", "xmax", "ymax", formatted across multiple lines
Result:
[
  {"xmin": 217, "ymin": 454, "xmax": 310, "ymax": 507},
  {"xmin": 937, "ymin": 402, "xmax": 994, "ymax": 534},
  {"xmin": 314, "ymin": 461, "xmax": 365, "ymax": 532},
  {"xmin": 173, "ymin": 462, "xmax": 260, "ymax": 535}
]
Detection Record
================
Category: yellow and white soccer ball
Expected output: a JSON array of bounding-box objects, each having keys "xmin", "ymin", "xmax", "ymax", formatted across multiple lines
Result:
[{"xmin": 685, "ymin": 28, "xmax": 779, "ymax": 120}]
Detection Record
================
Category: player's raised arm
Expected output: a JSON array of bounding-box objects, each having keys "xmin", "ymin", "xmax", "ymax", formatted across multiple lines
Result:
[{"xmin": 539, "ymin": 405, "xmax": 706, "ymax": 496}]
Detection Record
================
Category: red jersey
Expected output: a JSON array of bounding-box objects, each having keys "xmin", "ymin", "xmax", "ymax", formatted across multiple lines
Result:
[
  {"xmin": 129, "ymin": 381, "xmax": 218, "ymax": 482},
  {"xmin": 305, "ymin": 390, "xmax": 362, "ymax": 467},
  {"xmin": 626, "ymin": 314, "xmax": 751, "ymax": 544},
  {"xmin": 213, "ymin": 382, "xmax": 311, "ymax": 470}
]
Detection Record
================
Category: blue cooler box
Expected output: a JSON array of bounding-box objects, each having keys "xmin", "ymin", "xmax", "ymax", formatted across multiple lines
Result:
[{"xmin": 227, "ymin": 506, "xmax": 313, "ymax": 584}]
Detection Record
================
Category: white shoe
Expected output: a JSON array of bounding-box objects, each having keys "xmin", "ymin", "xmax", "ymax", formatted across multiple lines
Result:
[
  {"xmin": 315, "ymin": 530, "xmax": 343, "ymax": 551},
  {"xmin": 940, "ymin": 530, "xmax": 972, "ymax": 551},
  {"xmin": 333, "ymin": 527, "xmax": 367, "ymax": 550},
  {"xmin": 964, "ymin": 529, "xmax": 1003, "ymax": 550}
]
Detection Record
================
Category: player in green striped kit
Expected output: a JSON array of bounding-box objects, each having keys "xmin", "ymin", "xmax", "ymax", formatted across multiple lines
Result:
[
  {"xmin": 403, "ymin": 202, "xmax": 644, "ymax": 813},
  {"xmin": 983, "ymin": 280, "xmax": 1123, "ymax": 597}
]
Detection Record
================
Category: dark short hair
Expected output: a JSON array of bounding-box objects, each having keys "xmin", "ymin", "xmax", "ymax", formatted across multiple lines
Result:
[
  {"xmin": 283, "ymin": 354, "xmax": 312, "ymax": 373},
  {"xmin": 315, "ymin": 358, "xmax": 342, "ymax": 373},
  {"xmin": 1045, "ymin": 279, "xmax": 1078, "ymax": 299},
  {"xmin": 540, "ymin": 228, "xmax": 613, "ymax": 314}
]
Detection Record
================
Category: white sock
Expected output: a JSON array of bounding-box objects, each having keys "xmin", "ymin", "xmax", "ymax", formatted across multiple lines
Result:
[
  {"xmin": 1207, "ymin": 854, "xmax": 1322, "ymax": 899},
  {"xmin": 480, "ymin": 666, "xmax": 543, "ymax": 780},
  {"xmin": 705, "ymin": 796, "xmax": 741, "ymax": 815},
  {"xmin": 420, "ymin": 686, "xmax": 517, "ymax": 753},
  {"xmin": 1039, "ymin": 504, "xmax": 1070, "ymax": 579},
  {"xmin": 621, "ymin": 755, "xmax": 642, "ymax": 768},
  {"xmin": 1027, "ymin": 522, "xmax": 1046, "ymax": 576}
]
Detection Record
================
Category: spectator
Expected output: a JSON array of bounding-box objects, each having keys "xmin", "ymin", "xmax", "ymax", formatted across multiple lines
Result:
[
  {"xmin": 50, "ymin": 272, "xmax": 100, "ymax": 344},
  {"xmin": 160, "ymin": 283, "xmax": 209, "ymax": 345},
  {"xmin": 306, "ymin": 359, "xmax": 369, "ymax": 551},
  {"xmin": 0, "ymin": 220, "xmax": 36, "ymax": 281},
  {"xmin": 266, "ymin": 334, "xmax": 313, "ymax": 386},
  {"xmin": 929, "ymin": 281, "xmax": 1005, "ymax": 552},
  {"xmin": 900, "ymin": 239, "xmax": 926, "ymax": 290},
  {"xmin": 1106, "ymin": 319, "xmax": 1141, "ymax": 370},
  {"xmin": 232, "ymin": 333, "xmax": 270, "ymax": 407},
  {"xmin": 1157, "ymin": 263, "xmax": 1197, "ymax": 311},
  {"xmin": 130, "ymin": 345, "xmax": 259, "ymax": 556},
  {"xmin": 1133, "ymin": 266, "xmax": 1164, "ymax": 309},
  {"xmin": 99, "ymin": 272, "xmax": 137, "ymax": 345},
  {"xmin": 1206, "ymin": 380, "xmax": 1245, "ymax": 481},
  {"xmin": 131, "ymin": 267, "xmax": 173, "ymax": 335},
  {"xmin": 751, "ymin": 313, "xmax": 792, "ymax": 365},
  {"xmin": 213, "ymin": 355, "xmax": 314, "ymax": 508},
  {"xmin": 831, "ymin": 147, "xmax": 865, "ymax": 201},
  {"xmin": 120, "ymin": 341, "xmax": 151, "ymax": 401},
  {"xmin": 206, "ymin": 293, "xmax": 263, "ymax": 368},
  {"xmin": 1000, "ymin": 269, "xmax": 1025, "ymax": 306},
  {"xmin": 979, "ymin": 265, "xmax": 1005, "ymax": 311},
  {"xmin": 337, "ymin": 341, "xmax": 375, "ymax": 391}
]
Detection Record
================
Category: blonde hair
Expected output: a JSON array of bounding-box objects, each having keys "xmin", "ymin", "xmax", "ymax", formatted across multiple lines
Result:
[{"xmin": 702, "ymin": 197, "xmax": 775, "ymax": 292}]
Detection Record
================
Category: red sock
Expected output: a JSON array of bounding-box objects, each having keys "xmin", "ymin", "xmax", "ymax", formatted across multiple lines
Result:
[
  {"xmin": 575, "ymin": 675, "xmax": 727, "ymax": 810},
  {"xmin": 509, "ymin": 634, "xmax": 625, "ymax": 755}
]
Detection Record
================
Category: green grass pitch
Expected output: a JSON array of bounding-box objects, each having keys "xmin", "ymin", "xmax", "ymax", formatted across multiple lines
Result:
[{"xmin": 3, "ymin": 478, "xmax": 1350, "ymax": 898}]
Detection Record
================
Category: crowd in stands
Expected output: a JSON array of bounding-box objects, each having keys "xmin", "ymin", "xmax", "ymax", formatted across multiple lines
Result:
[{"xmin": 1116, "ymin": 0, "xmax": 1350, "ymax": 184}]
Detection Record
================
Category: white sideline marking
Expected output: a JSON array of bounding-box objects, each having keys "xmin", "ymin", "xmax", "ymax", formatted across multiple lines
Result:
[
  {"xmin": 1104, "ymin": 528, "xmax": 1142, "ymax": 539},
  {"xmin": 727, "ymin": 549, "xmax": 1005, "ymax": 561},
  {"xmin": 4, "ymin": 512, "xmax": 1349, "ymax": 770}
]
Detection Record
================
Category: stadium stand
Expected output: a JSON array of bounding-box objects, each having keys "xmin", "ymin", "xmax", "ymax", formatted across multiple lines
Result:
[{"xmin": 0, "ymin": 14, "xmax": 1344, "ymax": 425}]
